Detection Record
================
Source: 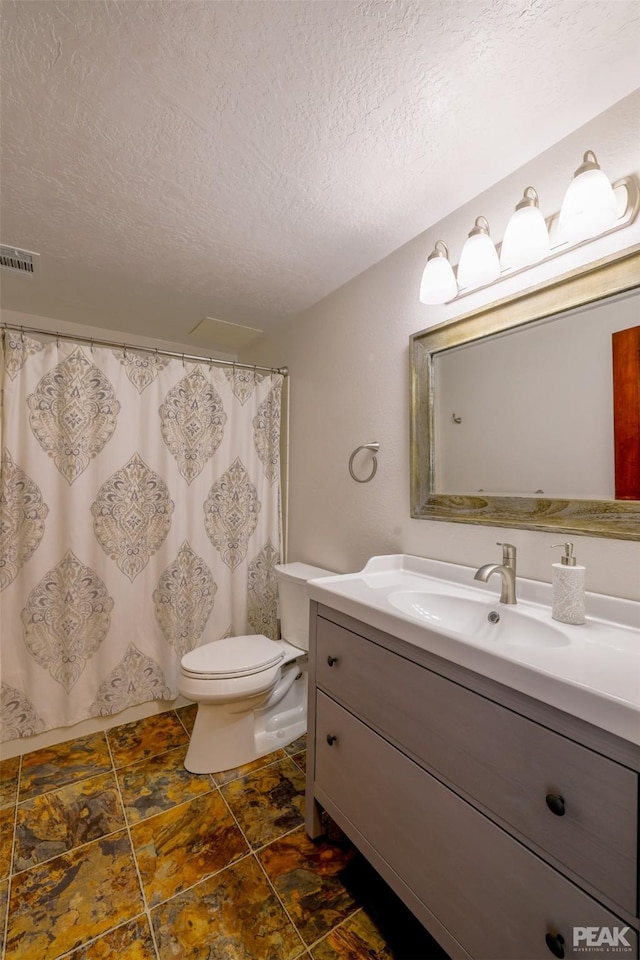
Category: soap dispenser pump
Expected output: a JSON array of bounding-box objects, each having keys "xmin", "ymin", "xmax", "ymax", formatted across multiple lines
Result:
[{"xmin": 551, "ymin": 542, "xmax": 586, "ymax": 625}]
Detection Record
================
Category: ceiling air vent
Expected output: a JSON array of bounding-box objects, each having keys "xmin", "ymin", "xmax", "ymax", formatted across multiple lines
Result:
[{"xmin": 0, "ymin": 245, "xmax": 40, "ymax": 277}]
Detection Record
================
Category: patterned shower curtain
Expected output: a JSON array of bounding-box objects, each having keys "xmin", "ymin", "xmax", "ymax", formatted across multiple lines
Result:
[{"xmin": 0, "ymin": 332, "xmax": 283, "ymax": 740}]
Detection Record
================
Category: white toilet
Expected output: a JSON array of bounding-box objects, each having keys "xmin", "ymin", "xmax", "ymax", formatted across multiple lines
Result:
[{"xmin": 178, "ymin": 562, "xmax": 333, "ymax": 773}]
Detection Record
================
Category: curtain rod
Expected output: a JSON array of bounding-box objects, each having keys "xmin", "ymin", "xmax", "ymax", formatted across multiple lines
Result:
[{"xmin": 0, "ymin": 322, "xmax": 288, "ymax": 377}]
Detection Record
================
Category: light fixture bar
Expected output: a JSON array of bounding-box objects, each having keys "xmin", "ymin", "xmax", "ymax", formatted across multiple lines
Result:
[{"xmin": 448, "ymin": 174, "xmax": 639, "ymax": 304}]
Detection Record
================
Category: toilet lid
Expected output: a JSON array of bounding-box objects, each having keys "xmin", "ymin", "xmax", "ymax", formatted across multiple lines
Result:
[{"xmin": 181, "ymin": 635, "xmax": 284, "ymax": 679}]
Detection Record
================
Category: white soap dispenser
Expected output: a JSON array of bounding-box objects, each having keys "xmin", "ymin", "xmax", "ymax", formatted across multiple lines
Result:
[{"xmin": 551, "ymin": 542, "xmax": 586, "ymax": 625}]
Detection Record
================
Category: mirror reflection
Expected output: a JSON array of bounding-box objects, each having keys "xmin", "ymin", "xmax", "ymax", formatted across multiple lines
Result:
[
  {"xmin": 433, "ymin": 288, "xmax": 639, "ymax": 500},
  {"xmin": 409, "ymin": 248, "xmax": 640, "ymax": 540}
]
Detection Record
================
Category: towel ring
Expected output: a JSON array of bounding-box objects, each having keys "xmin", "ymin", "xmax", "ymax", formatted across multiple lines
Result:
[{"xmin": 348, "ymin": 442, "xmax": 380, "ymax": 483}]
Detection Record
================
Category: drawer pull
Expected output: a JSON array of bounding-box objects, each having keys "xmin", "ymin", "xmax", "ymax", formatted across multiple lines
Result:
[
  {"xmin": 326, "ymin": 734, "xmax": 337, "ymax": 746},
  {"xmin": 545, "ymin": 932, "xmax": 565, "ymax": 958},
  {"xmin": 545, "ymin": 793, "xmax": 565, "ymax": 817},
  {"xmin": 326, "ymin": 656, "xmax": 338, "ymax": 666}
]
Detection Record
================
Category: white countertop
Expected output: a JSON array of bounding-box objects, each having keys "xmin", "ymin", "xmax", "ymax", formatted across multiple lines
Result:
[{"xmin": 307, "ymin": 554, "xmax": 640, "ymax": 746}]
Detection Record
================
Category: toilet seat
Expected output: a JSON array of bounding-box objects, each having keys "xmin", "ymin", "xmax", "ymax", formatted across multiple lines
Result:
[
  {"xmin": 180, "ymin": 634, "xmax": 285, "ymax": 680},
  {"xmin": 179, "ymin": 559, "xmax": 333, "ymax": 773}
]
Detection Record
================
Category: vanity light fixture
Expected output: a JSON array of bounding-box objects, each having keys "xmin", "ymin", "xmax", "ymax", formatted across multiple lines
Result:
[
  {"xmin": 500, "ymin": 186, "xmax": 550, "ymax": 271},
  {"xmin": 419, "ymin": 241, "xmax": 458, "ymax": 304},
  {"xmin": 418, "ymin": 152, "xmax": 639, "ymax": 309},
  {"xmin": 558, "ymin": 150, "xmax": 618, "ymax": 244},
  {"xmin": 456, "ymin": 216, "xmax": 500, "ymax": 291}
]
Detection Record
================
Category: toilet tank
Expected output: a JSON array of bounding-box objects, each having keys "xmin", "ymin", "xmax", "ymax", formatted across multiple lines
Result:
[{"xmin": 275, "ymin": 562, "xmax": 335, "ymax": 650}]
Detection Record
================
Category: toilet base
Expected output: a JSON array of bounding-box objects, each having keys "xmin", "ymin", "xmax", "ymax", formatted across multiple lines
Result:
[{"xmin": 183, "ymin": 666, "xmax": 307, "ymax": 774}]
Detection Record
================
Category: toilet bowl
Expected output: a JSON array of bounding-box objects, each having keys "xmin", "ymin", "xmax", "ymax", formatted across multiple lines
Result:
[{"xmin": 178, "ymin": 562, "xmax": 333, "ymax": 773}]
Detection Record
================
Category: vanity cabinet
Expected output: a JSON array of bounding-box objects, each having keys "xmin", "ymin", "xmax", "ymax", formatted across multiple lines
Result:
[{"xmin": 306, "ymin": 603, "xmax": 640, "ymax": 960}]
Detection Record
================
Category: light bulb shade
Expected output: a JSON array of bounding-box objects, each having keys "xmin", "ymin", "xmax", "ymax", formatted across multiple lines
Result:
[
  {"xmin": 457, "ymin": 218, "xmax": 500, "ymax": 289},
  {"xmin": 419, "ymin": 241, "xmax": 458, "ymax": 304},
  {"xmin": 558, "ymin": 151, "xmax": 617, "ymax": 244},
  {"xmin": 500, "ymin": 201, "xmax": 550, "ymax": 270}
]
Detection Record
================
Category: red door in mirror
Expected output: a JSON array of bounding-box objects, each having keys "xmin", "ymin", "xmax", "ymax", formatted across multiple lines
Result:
[{"xmin": 612, "ymin": 324, "xmax": 640, "ymax": 500}]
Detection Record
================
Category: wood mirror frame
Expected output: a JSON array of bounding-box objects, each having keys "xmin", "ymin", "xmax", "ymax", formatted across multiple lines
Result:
[{"xmin": 410, "ymin": 245, "xmax": 640, "ymax": 541}]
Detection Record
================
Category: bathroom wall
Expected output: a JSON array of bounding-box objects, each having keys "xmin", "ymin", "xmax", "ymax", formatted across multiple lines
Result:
[
  {"xmin": 240, "ymin": 90, "xmax": 640, "ymax": 601},
  {"xmin": 2, "ymin": 92, "xmax": 638, "ymax": 760},
  {"xmin": 0, "ymin": 310, "xmax": 236, "ymax": 362},
  {"xmin": 434, "ymin": 290, "xmax": 639, "ymax": 499}
]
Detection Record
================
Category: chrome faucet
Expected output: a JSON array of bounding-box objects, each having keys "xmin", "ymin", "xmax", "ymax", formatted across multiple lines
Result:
[{"xmin": 474, "ymin": 543, "xmax": 517, "ymax": 605}]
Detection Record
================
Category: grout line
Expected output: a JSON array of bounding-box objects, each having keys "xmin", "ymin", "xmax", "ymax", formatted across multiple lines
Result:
[
  {"xmin": 215, "ymin": 757, "xmax": 306, "ymax": 855},
  {"xmin": 303, "ymin": 906, "xmax": 364, "ymax": 953},
  {"xmin": 17, "ymin": 765, "xmax": 114, "ymax": 807},
  {"xmin": 289, "ymin": 752, "xmax": 306, "ymax": 775},
  {"xmin": 54, "ymin": 912, "xmax": 151, "ymax": 960},
  {"xmin": 253, "ymin": 852, "xmax": 308, "ymax": 957},
  {"xmin": 146, "ymin": 847, "xmax": 255, "ymax": 911},
  {"xmin": 218, "ymin": 762, "xmax": 310, "ymax": 955},
  {"xmin": 9, "ymin": 736, "xmax": 159, "ymax": 877},
  {"xmin": 113, "ymin": 760, "xmax": 254, "ymax": 914},
  {"xmin": 15, "ymin": 767, "xmax": 118, "ymax": 810},
  {"xmin": 104, "ymin": 732, "xmax": 161, "ymax": 960},
  {"xmin": 173, "ymin": 705, "xmax": 195, "ymax": 737},
  {"xmin": 123, "ymin": 781, "xmax": 218, "ymax": 831},
  {"xmin": 213, "ymin": 749, "xmax": 300, "ymax": 789},
  {"xmin": 9, "ymin": 824, "xmax": 136, "ymax": 879},
  {"xmin": 249, "ymin": 808, "xmax": 362, "ymax": 956},
  {"xmin": 133, "ymin": 774, "xmax": 311, "ymax": 912},
  {"xmin": 9, "ymin": 755, "xmax": 216, "ymax": 877},
  {"xmin": 107, "ymin": 732, "xmax": 198, "ymax": 779},
  {"xmin": 5, "ymin": 725, "xmax": 358, "ymax": 960},
  {"xmin": 215, "ymin": 751, "xmax": 288, "ymax": 784},
  {"xmin": 250, "ymin": 819, "xmax": 307, "ymax": 856},
  {"xmin": 1, "ymin": 753, "xmax": 22, "ymax": 960},
  {"xmin": 108, "ymin": 740, "xmax": 191, "ymax": 776},
  {"xmin": 215, "ymin": 778, "xmax": 256, "ymax": 851},
  {"xmin": 210, "ymin": 771, "xmax": 312, "ymax": 952}
]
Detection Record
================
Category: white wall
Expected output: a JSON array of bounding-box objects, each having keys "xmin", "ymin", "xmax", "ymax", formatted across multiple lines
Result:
[
  {"xmin": 0, "ymin": 309, "xmax": 237, "ymax": 362},
  {"xmin": 241, "ymin": 90, "xmax": 640, "ymax": 601},
  {"xmin": 435, "ymin": 290, "xmax": 639, "ymax": 498}
]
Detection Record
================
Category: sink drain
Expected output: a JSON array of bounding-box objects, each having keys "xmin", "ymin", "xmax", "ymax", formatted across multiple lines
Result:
[{"xmin": 487, "ymin": 611, "xmax": 500, "ymax": 623}]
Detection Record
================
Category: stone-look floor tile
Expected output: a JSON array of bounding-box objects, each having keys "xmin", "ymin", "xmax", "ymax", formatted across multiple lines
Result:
[
  {"xmin": 117, "ymin": 745, "xmax": 212, "ymax": 825},
  {"xmin": 311, "ymin": 911, "xmax": 394, "ymax": 959},
  {"xmin": 0, "ymin": 806, "xmax": 15, "ymax": 880},
  {"xmin": 0, "ymin": 757, "xmax": 20, "ymax": 809},
  {"xmin": 258, "ymin": 826, "xmax": 359, "ymax": 946},
  {"xmin": 175, "ymin": 704, "xmax": 197, "ymax": 736},
  {"xmin": 66, "ymin": 914, "xmax": 157, "ymax": 959},
  {"xmin": 107, "ymin": 713, "xmax": 188, "ymax": 768},
  {"xmin": 151, "ymin": 854, "xmax": 304, "ymax": 960},
  {"xmin": 19, "ymin": 733, "xmax": 112, "ymax": 802},
  {"xmin": 212, "ymin": 748, "xmax": 287, "ymax": 786},
  {"xmin": 284, "ymin": 736, "xmax": 307, "ymax": 755},
  {"xmin": 13, "ymin": 772, "xmax": 125, "ymax": 871},
  {"xmin": 5, "ymin": 830, "xmax": 144, "ymax": 960},
  {"xmin": 130, "ymin": 790, "xmax": 248, "ymax": 906},
  {"xmin": 220, "ymin": 757, "xmax": 305, "ymax": 848},
  {"xmin": 0, "ymin": 878, "xmax": 8, "ymax": 948},
  {"xmin": 291, "ymin": 750, "xmax": 306, "ymax": 774}
]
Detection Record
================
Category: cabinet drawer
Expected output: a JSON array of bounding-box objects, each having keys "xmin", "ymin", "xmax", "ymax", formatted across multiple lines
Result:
[
  {"xmin": 316, "ymin": 616, "xmax": 638, "ymax": 913},
  {"xmin": 315, "ymin": 691, "xmax": 638, "ymax": 960}
]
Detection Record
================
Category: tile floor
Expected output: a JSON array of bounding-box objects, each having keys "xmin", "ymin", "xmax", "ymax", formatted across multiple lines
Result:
[{"xmin": 0, "ymin": 706, "xmax": 448, "ymax": 960}]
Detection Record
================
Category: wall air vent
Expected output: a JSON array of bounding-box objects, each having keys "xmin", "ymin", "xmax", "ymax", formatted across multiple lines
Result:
[{"xmin": 0, "ymin": 245, "xmax": 40, "ymax": 277}]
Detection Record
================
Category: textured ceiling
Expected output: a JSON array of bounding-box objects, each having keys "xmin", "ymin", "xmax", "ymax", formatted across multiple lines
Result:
[{"xmin": 1, "ymin": 0, "xmax": 639, "ymax": 347}]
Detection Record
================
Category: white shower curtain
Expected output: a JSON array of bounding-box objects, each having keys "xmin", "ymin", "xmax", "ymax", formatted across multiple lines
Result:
[{"xmin": 0, "ymin": 332, "xmax": 283, "ymax": 740}]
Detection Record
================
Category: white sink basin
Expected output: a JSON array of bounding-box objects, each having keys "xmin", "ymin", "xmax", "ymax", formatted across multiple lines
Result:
[
  {"xmin": 388, "ymin": 590, "xmax": 570, "ymax": 648},
  {"xmin": 307, "ymin": 554, "xmax": 640, "ymax": 744}
]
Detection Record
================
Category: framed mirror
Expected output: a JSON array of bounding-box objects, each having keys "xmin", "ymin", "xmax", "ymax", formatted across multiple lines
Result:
[{"xmin": 410, "ymin": 245, "xmax": 640, "ymax": 540}]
